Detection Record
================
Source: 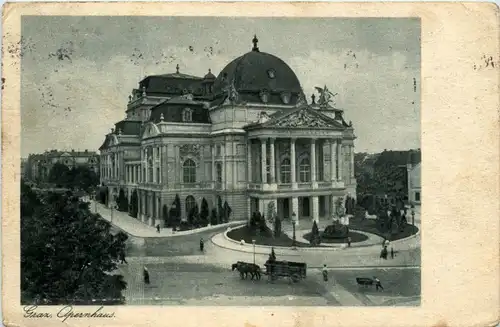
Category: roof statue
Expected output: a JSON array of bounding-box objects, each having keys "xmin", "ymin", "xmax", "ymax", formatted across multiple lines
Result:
[
  {"xmin": 256, "ymin": 111, "xmax": 271, "ymax": 124},
  {"xmin": 296, "ymin": 91, "xmax": 307, "ymax": 107},
  {"xmin": 315, "ymin": 85, "xmax": 338, "ymax": 107},
  {"xmin": 224, "ymin": 79, "xmax": 239, "ymax": 103}
]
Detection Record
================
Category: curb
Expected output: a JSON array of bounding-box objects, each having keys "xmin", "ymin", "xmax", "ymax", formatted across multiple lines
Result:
[
  {"xmin": 96, "ymin": 209, "xmax": 245, "ymax": 239},
  {"xmin": 217, "ymin": 225, "xmax": 417, "ymax": 254}
]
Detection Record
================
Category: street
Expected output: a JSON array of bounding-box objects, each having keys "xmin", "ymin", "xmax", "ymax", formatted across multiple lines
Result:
[{"xmin": 115, "ymin": 260, "xmax": 420, "ymax": 306}]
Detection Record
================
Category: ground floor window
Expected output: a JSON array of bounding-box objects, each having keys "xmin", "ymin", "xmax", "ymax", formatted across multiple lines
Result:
[
  {"xmin": 185, "ymin": 195, "xmax": 196, "ymax": 214},
  {"xmin": 415, "ymin": 191, "xmax": 420, "ymax": 202}
]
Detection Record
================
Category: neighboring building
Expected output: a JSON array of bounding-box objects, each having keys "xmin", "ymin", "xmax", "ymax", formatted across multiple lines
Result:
[
  {"xmin": 98, "ymin": 36, "xmax": 357, "ymax": 227},
  {"xmin": 25, "ymin": 149, "xmax": 100, "ymax": 182},
  {"xmin": 407, "ymin": 150, "xmax": 421, "ymax": 204},
  {"xmin": 21, "ymin": 158, "xmax": 27, "ymax": 180}
]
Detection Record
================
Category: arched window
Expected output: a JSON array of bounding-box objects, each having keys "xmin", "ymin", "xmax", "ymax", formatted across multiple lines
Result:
[
  {"xmin": 182, "ymin": 108, "xmax": 193, "ymax": 122},
  {"xmin": 280, "ymin": 158, "xmax": 291, "ymax": 183},
  {"xmin": 299, "ymin": 158, "xmax": 310, "ymax": 182},
  {"xmin": 183, "ymin": 159, "xmax": 196, "ymax": 183},
  {"xmin": 185, "ymin": 195, "xmax": 196, "ymax": 215},
  {"xmin": 216, "ymin": 162, "xmax": 222, "ymax": 183}
]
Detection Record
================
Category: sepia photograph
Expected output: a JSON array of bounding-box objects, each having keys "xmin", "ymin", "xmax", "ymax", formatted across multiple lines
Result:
[{"xmin": 19, "ymin": 16, "xmax": 422, "ymax": 306}]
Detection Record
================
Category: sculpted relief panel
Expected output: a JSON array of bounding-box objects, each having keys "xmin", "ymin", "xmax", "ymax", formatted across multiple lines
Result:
[{"xmin": 274, "ymin": 109, "xmax": 332, "ymax": 128}]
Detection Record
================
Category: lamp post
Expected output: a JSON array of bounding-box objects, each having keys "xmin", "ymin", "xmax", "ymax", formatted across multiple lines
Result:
[
  {"xmin": 292, "ymin": 212, "xmax": 297, "ymax": 248},
  {"xmin": 252, "ymin": 239, "xmax": 256, "ymax": 264},
  {"xmin": 91, "ymin": 189, "xmax": 97, "ymax": 213},
  {"xmin": 411, "ymin": 204, "xmax": 415, "ymax": 226}
]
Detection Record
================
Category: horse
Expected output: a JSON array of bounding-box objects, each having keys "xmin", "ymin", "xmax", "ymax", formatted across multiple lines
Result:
[{"xmin": 232, "ymin": 261, "xmax": 262, "ymax": 280}]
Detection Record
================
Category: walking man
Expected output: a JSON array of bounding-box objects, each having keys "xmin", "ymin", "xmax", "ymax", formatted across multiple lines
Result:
[
  {"xmin": 374, "ymin": 276, "xmax": 384, "ymax": 291},
  {"xmin": 347, "ymin": 236, "xmax": 352, "ymax": 247},
  {"xmin": 119, "ymin": 251, "xmax": 128, "ymax": 264},
  {"xmin": 143, "ymin": 267, "xmax": 150, "ymax": 285},
  {"xmin": 200, "ymin": 238, "xmax": 204, "ymax": 252},
  {"xmin": 390, "ymin": 246, "xmax": 394, "ymax": 259},
  {"xmin": 322, "ymin": 264, "xmax": 328, "ymax": 282},
  {"xmin": 156, "ymin": 224, "xmax": 160, "ymax": 233}
]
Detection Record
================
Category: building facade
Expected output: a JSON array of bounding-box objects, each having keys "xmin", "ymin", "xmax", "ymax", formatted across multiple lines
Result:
[
  {"xmin": 98, "ymin": 36, "xmax": 357, "ymax": 227},
  {"xmin": 407, "ymin": 162, "xmax": 421, "ymax": 204},
  {"xmin": 25, "ymin": 149, "xmax": 100, "ymax": 182}
]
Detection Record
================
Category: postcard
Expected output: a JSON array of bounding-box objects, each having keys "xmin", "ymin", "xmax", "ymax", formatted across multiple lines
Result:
[{"xmin": 2, "ymin": 2, "xmax": 499, "ymax": 327}]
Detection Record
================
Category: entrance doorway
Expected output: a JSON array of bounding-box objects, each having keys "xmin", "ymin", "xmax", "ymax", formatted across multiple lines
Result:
[
  {"xmin": 282, "ymin": 198, "xmax": 290, "ymax": 219},
  {"xmin": 300, "ymin": 197, "xmax": 310, "ymax": 218}
]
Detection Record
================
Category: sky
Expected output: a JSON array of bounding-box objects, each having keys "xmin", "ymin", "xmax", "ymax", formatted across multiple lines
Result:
[{"xmin": 20, "ymin": 16, "xmax": 420, "ymax": 157}]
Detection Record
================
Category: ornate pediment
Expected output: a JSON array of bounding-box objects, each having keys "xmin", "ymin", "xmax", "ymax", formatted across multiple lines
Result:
[
  {"xmin": 141, "ymin": 122, "xmax": 160, "ymax": 139},
  {"xmin": 272, "ymin": 108, "xmax": 340, "ymax": 128},
  {"xmin": 179, "ymin": 144, "xmax": 201, "ymax": 158}
]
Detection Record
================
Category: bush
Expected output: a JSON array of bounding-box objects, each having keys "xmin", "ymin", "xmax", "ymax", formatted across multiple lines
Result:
[
  {"xmin": 310, "ymin": 220, "xmax": 321, "ymax": 245},
  {"xmin": 210, "ymin": 208, "xmax": 218, "ymax": 225},
  {"xmin": 200, "ymin": 198, "xmax": 209, "ymax": 227},
  {"xmin": 323, "ymin": 221, "xmax": 349, "ymax": 239}
]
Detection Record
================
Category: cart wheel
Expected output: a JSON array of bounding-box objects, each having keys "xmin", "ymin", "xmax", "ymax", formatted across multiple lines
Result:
[{"xmin": 291, "ymin": 274, "xmax": 300, "ymax": 283}]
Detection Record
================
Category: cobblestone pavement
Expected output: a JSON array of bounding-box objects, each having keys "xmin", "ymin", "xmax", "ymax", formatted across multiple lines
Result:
[{"xmin": 116, "ymin": 259, "xmax": 420, "ymax": 306}]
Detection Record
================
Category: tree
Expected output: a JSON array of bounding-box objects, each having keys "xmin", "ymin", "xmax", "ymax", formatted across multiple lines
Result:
[
  {"xmin": 21, "ymin": 182, "xmax": 127, "ymax": 304},
  {"xmin": 210, "ymin": 208, "xmax": 218, "ymax": 225},
  {"xmin": 200, "ymin": 198, "xmax": 209, "ymax": 227},
  {"xmin": 162, "ymin": 205, "xmax": 169, "ymax": 227},
  {"xmin": 48, "ymin": 163, "xmax": 70, "ymax": 186},
  {"xmin": 72, "ymin": 166, "xmax": 99, "ymax": 192},
  {"xmin": 217, "ymin": 197, "xmax": 224, "ymax": 224},
  {"xmin": 310, "ymin": 220, "xmax": 321, "ymax": 246},
  {"xmin": 267, "ymin": 201, "xmax": 277, "ymax": 232},
  {"xmin": 188, "ymin": 203, "xmax": 199, "ymax": 227},
  {"xmin": 223, "ymin": 201, "xmax": 232, "ymax": 223},
  {"xmin": 129, "ymin": 190, "xmax": 138, "ymax": 218}
]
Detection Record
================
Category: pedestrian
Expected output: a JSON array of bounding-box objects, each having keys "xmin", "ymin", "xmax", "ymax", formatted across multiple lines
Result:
[
  {"xmin": 374, "ymin": 276, "xmax": 384, "ymax": 291},
  {"xmin": 270, "ymin": 247, "xmax": 277, "ymax": 261},
  {"xmin": 143, "ymin": 267, "xmax": 150, "ymax": 285},
  {"xmin": 347, "ymin": 236, "xmax": 352, "ymax": 247},
  {"xmin": 119, "ymin": 251, "xmax": 128, "ymax": 264},
  {"xmin": 390, "ymin": 246, "xmax": 394, "ymax": 259},
  {"xmin": 322, "ymin": 264, "xmax": 328, "ymax": 282},
  {"xmin": 156, "ymin": 224, "xmax": 160, "ymax": 233},
  {"xmin": 200, "ymin": 238, "xmax": 204, "ymax": 252}
]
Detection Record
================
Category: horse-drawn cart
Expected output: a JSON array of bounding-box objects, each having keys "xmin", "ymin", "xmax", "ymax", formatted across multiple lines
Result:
[
  {"xmin": 264, "ymin": 260, "xmax": 307, "ymax": 283},
  {"xmin": 356, "ymin": 277, "xmax": 374, "ymax": 288}
]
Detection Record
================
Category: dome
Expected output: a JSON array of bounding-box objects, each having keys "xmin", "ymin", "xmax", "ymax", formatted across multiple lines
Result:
[{"xmin": 212, "ymin": 36, "xmax": 302, "ymax": 97}]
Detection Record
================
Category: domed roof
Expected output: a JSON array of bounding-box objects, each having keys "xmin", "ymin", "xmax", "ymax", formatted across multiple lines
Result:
[{"xmin": 212, "ymin": 36, "xmax": 302, "ymax": 96}]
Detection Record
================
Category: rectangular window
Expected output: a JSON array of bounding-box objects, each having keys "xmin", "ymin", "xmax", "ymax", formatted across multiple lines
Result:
[{"xmin": 415, "ymin": 192, "xmax": 421, "ymax": 202}]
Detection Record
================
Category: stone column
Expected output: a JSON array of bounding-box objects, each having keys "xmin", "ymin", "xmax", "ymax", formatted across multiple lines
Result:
[
  {"xmin": 260, "ymin": 138, "xmax": 267, "ymax": 184},
  {"xmin": 337, "ymin": 140, "xmax": 343, "ymax": 181},
  {"xmin": 247, "ymin": 139, "xmax": 253, "ymax": 183},
  {"xmin": 148, "ymin": 192, "xmax": 153, "ymax": 226},
  {"xmin": 153, "ymin": 147, "xmax": 158, "ymax": 183},
  {"xmin": 269, "ymin": 138, "xmax": 276, "ymax": 184},
  {"xmin": 221, "ymin": 143, "xmax": 226, "ymax": 190},
  {"xmin": 292, "ymin": 197, "xmax": 299, "ymax": 226},
  {"xmin": 312, "ymin": 196, "xmax": 319, "ymax": 223},
  {"xmin": 155, "ymin": 195, "xmax": 162, "ymax": 227},
  {"xmin": 199, "ymin": 145, "xmax": 205, "ymax": 185},
  {"xmin": 310, "ymin": 139, "xmax": 317, "ymax": 183},
  {"xmin": 350, "ymin": 145, "xmax": 355, "ymax": 178},
  {"xmin": 211, "ymin": 145, "xmax": 216, "ymax": 183},
  {"xmin": 175, "ymin": 145, "xmax": 180, "ymax": 187},
  {"xmin": 247, "ymin": 197, "xmax": 252, "ymax": 223},
  {"xmin": 290, "ymin": 138, "xmax": 296, "ymax": 185},
  {"xmin": 330, "ymin": 139, "xmax": 337, "ymax": 182}
]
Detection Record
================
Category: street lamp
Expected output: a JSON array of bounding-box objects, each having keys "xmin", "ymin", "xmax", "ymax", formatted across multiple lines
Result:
[
  {"xmin": 292, "ymin": 212, "xmax": 297, "ymax": 248},
  {"xmin": 411, "ymin": 204, "xmax": 415, "ymax": 226},
  {"xmin": 252, "ymin": 239, "xmax": 256, "ymax": 264}
]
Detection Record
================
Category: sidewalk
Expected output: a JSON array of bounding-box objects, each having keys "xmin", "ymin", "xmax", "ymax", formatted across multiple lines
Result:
[{"xmin": 90, "ymin": 200, "xmax": 245, "ymax": 238}]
